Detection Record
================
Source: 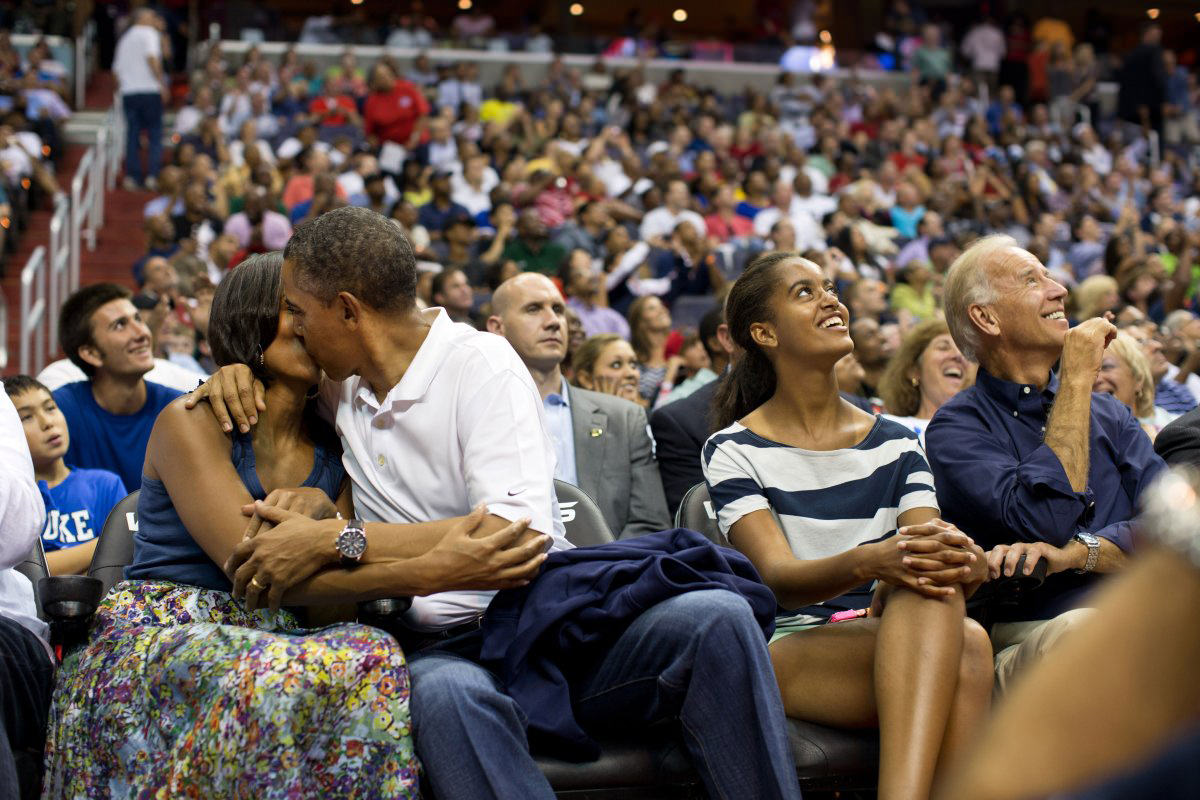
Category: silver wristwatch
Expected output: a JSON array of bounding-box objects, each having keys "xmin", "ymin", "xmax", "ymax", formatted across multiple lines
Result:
[
  {"xmin": 1073, "ymin": 532, "xmax": 1100, "ymax": 573},
  {"xmin": 335, "ymin": 518, "xmax": 367, "ymax": 567}
]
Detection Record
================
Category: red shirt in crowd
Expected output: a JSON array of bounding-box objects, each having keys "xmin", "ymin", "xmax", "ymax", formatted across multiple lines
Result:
[
  {"xmin": 364, "ymin": 79, "xmax": 430, "ymax": 145},
  {"xmin": 308, "ymin": 94, "xmax": 357, "ymax": 126},
  {"xmin": 704, "ymin": 212, "xmax": 754, "ymax": 242}
]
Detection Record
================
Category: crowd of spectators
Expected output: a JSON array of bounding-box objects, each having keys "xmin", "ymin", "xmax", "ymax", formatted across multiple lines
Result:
[
  {"xmin": 6, "ymin": 5, "xmax": 1200, "ymax": 798},
  {"xmin": 0, "ymin": 30, "xmax": 70, "ymax": 273}
]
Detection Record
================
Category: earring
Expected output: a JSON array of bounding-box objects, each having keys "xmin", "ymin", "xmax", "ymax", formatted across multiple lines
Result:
[
  {"xmin": 256, "ymin": 346, "xmax": 265, "ymax": 369},
  {"xmin": 305, "ymin": 385, "xmax": 320, "ymax": 400},
  {"xmin": 911, "ymin": 378, "xmax": 919, "ymax": 387}
]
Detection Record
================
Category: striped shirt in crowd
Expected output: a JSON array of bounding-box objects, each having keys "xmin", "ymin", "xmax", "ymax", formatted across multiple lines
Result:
[{"xmin": 702, "ymin": 416, "xmax": 939, "ymax": 622}]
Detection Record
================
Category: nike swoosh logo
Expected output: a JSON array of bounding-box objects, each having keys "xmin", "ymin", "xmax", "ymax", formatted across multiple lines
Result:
[{"xmin": 507, "ymin": 488, "xmax": 527, "ymax": 496}]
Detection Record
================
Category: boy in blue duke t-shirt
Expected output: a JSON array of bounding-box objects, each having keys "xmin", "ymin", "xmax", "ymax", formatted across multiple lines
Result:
[{"xmin": 4, "ymin": 376, "xmax": 127, "ymax": 575}]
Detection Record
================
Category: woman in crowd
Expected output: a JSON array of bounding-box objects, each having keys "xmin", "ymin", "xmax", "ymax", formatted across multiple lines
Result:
[
  {"xmin": 627, "ymin": 295, "xmax": 684, "ymax": 406},
  {"xmin": 1094, "ymin": 331, "xmax": 1177, "ymax": 442},
  {"xmin": 43, "ymin": 253, "xmax": 446, "ymax": 797},
  {"xmin": 703, "ymin": 252, "xmax": 992, "ymax": 800},
  {"xmin": 570, "ymin": 333, "xmax": 644, "ymax": 405},
  {"xmin": 1072, "ymin": 274, "xmax": 1119, "ymax": 322},
  {"xmin": 879, "ymin": 319, "xmax": 974, "ymax": 445}
]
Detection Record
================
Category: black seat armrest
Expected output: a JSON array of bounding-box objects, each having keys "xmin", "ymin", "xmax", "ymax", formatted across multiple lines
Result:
[
  {"xmin": 38, "ymin": 575, "xmax": 104, "ymax": 650},
  {"xmin": 357, "ymin": 597, "xmax": 413, "ymax": 633},
  {"xmin": 967, "ymin": 554, "xmax": 1049, "ymax": 627}
]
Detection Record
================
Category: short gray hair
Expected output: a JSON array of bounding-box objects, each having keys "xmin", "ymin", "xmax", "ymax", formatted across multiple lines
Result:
[{"xmin": 943, "ymin": 235, "xmax": 1016, "ymax": 362}]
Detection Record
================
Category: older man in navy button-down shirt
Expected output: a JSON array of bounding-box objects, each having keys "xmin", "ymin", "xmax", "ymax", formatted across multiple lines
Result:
[{"xmin": 926, "ymin": 235, "xmax": 1166, "ymax": 692}]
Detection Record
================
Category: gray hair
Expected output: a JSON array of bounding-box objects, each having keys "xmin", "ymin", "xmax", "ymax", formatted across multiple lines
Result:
[
  {"xmin": 942, "ymin": 234, "xmax": 1016, "ymax": 362},
  {"xmin": 1163, "ymin": 309, "xmax": 1196, "ymax": 336}
]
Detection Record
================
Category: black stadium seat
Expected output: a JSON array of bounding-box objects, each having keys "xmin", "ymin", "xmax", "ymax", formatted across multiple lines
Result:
[
  {"xmin": 674, "ymin": 482, "xmax": 729, "ymax": 547},
  {"xmin": 14, "ymin": 541, "xmax": 49, "ymax": 620},
  {"xmin": 552, "ymin": 479, "xmax": 616, "ymax": 546},
  {"xmin": 90, "ymin": 490, "xmax": 140, "ymax": 596}
]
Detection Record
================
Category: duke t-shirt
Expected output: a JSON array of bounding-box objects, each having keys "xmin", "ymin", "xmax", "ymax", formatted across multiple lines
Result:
[
  {"xmin": 39, "ymin": 468, "xmax": 127, "ymax": 551},
  {"xmin": 53, "ymin": 380, "xmax": 182, "ymax": 491}
]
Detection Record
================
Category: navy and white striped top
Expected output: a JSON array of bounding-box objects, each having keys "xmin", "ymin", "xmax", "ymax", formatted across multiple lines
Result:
[{"xmin": 702, "ymin": 416, "xmax": 939, "ymax": 619}]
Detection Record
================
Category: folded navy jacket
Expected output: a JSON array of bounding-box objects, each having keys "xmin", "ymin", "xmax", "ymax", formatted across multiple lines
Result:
[{"xmin": 479, "ymin": 527, "xmax": 777, "ymax": 760}]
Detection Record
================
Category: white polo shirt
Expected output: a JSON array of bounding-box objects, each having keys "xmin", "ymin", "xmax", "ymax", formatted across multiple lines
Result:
[{"xmin": 328, "ymin": 308, "xmax": 571, "ymax": 631}]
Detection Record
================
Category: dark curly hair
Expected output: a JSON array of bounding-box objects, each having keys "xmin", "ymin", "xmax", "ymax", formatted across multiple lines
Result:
[{"xmin": 283, "ymin": 206, "xmax": 417, "ymax": 313}]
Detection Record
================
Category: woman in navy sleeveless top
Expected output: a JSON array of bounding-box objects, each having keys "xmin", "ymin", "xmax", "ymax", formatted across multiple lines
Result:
[{"xmin": 44, "ymin": 253, "xmax": 419, "ymax": 798}]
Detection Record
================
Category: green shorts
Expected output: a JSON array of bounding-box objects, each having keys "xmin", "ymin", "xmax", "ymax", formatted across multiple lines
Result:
[{"xmin": 768, "ymin": 615, "xmax": 825, "ymax": 645}]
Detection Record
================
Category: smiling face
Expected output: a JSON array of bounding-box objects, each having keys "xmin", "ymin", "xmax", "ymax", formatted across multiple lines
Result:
[
  {"xmin": 982, "ymin": 247, "xmax": 1069, "ymax": 356},
  {"xmin": 1093, "ymin": 350, "xmax": 1140, "ymax": 411},
  {"xmin": 915, "ymin": 333, "xmax": 969, "ymax": 412},
  {"xmin": 81, "ymin": 299, "xmax": 155, "ymax": 378},
  {"xmin": 12, "ymin": 387, "xmax": 68, "ymax": 471},
  {"xmin": 757, "ymin": 258, "xmax": 853, "ymax": 367}
]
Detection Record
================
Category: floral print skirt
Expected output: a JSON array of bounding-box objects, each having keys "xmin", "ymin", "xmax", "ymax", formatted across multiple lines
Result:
[{"xmin": 42, "ymin": 579, "xmax": 420, "ymax": 800}]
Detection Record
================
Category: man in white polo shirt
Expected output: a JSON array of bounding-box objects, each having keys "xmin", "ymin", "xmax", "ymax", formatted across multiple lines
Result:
[{"xmin": 194, "ymin": 207, "xmax": 801, "ymax": 800}]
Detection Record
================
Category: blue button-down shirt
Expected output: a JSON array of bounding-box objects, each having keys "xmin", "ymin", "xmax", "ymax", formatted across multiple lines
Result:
[
  {"xmin": 926, "ymin": 368, "xmax": 1166, "ymax": 622},
  {"xmin": 543, "ymin": 376, "xmax": 578, "ymax": 486}
]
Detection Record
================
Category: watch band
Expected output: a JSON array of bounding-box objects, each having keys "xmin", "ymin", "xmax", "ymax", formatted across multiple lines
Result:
[{"xmin": 1080, "ymin": 535, "xmax": 1100, "ymax": 573}]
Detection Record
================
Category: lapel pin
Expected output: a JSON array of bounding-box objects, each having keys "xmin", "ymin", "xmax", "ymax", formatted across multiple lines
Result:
[{"xmin": 589, "ymin": 427, "xmax": 603, "ymax": 437}]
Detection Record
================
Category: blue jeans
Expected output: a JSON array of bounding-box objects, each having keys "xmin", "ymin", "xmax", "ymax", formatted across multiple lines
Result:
[
  {"xmin": 408, "ymin": 589, "xmax": 801, "ymax": 800},
  {"xmin": 122, "ymin": 92, "xmax": 162, "ymax": 185}
]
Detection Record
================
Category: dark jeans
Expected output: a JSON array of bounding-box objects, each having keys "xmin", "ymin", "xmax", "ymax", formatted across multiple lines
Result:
[
  {"xmin": 0, "ymin": 616, "xmax": 54, "ymax": 799},
  {"xmin": 122, "ymin": 92, "xmax": 163, "ymax": 185},
  {"xmin": 408, "ymin": 590, "xmax": 802, "ymax": 800}
]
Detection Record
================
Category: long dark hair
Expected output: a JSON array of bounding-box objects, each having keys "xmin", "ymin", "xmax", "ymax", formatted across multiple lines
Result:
[
  {"xmin": 208, "ymin": 251, "xmax": 284, "ymax": 385},
  {"xmin": 710, "ymin": 251, "xmax": 800, "ymax": 432}
]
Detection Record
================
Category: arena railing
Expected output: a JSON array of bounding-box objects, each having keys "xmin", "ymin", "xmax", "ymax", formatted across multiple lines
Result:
[
  {"xmin": 205, "ymin": 39, "xmax": 909, "ymax": 96},
  {"xmin": 13, "ymin": 99, "xmax": 116, "ymax": 376},
  {"xmin": 19, "ymin": 245, "xmax": 47, "ymax": 375}
]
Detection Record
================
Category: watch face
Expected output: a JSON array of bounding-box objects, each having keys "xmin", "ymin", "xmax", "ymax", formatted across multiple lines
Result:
[{"xmin": 338, "ymin": 528, "xmax": 367, "ymax": 559}]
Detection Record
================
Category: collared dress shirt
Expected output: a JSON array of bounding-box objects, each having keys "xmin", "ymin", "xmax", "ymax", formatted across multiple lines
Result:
[
  {"xmin": 926, "ymin": 368, "xmax": 1166, "ymax": 622},
  {"xmin": 543, "ymin": 376, "xmax": 579, "ymax": 486}
]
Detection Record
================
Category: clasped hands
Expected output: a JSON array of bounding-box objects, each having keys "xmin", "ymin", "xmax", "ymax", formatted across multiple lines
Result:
[
  {"xmin": 224, "ymin": 492, "xmax": 551, "ymax": 612},
  {"xmin": 871, "ymin": 519, "xmax": 988, "ymax": 605}
]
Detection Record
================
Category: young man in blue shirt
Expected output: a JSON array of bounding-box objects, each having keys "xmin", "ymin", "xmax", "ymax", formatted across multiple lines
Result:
[
  {"xmin": 52, "ymin": 283, "xmax": 182, "ymax": 492},
  {"xmin": 928, "ymin": 235, "xmax": 1166, "ymax": 692},
  {"xmin": 3, "ymin": 376, "xmax": 126, "ymax": 575}
]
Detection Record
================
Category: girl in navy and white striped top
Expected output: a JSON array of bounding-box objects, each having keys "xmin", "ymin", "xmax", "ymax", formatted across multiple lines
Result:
[
  {"xmin": 704, "ymin": 416, "xmax": 938, "ymax": 623},
  {"xmin": 704, "ymin": 252, "xmax": 990, "ymax": 799}
]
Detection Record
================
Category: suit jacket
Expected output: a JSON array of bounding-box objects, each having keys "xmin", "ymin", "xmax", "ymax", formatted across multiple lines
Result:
[
  {"xmin": 567, "ymin": 385, "xmax": 671, "ymax": 539},
  {"xmin": 649, "ymin": 379, "xmax": 718, "ymax": 518},
  {"xmin": 1154, "ymin": 407, "xmax": 1200, "ymax": 466},
  {"xmin": 649, "ymin": 376, "xmax": 880, "ymax": 517}
]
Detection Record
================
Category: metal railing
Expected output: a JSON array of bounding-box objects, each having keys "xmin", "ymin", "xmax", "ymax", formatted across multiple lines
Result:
[
  {"xmin": 12, "ymin": 100, "xmax": 115, "ymax": 376},
  {"xmin": 47, "ymin": 194, "xmax": 70, "ymax": 357},
  {"xmin": 69, "ymin": 143, "xmax": 102, "ymax": 294},
  {"xmin": 19, "ymin": 247, "xmax": 47, "ymax": 375}
]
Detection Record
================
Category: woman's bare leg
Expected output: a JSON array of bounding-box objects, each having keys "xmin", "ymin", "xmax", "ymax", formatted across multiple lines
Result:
[{"xmin": 769, "ymin": 586, "xmax": 970, "ymax": 800}]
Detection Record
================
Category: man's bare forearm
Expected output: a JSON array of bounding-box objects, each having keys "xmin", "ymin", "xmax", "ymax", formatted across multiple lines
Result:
[
  {"xmin": 1044, "ymin": 376, "xmax": 1093, "ymax": 493},
  {"xmin": 361, "ymin": 514, "xmax": 543, "ymax": 562}
]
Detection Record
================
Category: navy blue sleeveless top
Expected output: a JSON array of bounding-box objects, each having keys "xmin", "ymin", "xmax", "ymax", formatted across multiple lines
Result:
[{"xmin": 126, "ymin": 429, "xmax": 347, "ymax": 591}]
